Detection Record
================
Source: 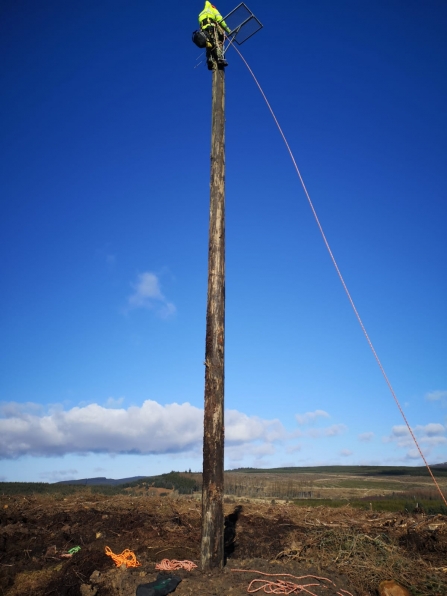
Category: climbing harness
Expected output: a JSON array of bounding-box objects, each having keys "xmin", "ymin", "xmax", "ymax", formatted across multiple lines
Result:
[
  {"xmin": 104, "ymin": 545, "xmax": 141, "ymax": 568},
  {"xmin": 192, "ymin": 21, "xmax": 227, "ymax": 70},
  {"xmin": 227, "ymin": 44, "xmax": 447, "ymax": 508}
]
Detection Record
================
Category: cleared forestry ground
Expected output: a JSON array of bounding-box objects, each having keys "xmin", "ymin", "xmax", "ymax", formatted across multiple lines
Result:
[
  {"xmin": 1, "ymin": 467, "xmax": 447, "ymax": 595},
  {"xmin": 1, "ymin": 492, "xmax": 447, "ymax": 596},
  {"xmin": 220, "ymin": 467, "xmax": 447, "ymax": 510}
]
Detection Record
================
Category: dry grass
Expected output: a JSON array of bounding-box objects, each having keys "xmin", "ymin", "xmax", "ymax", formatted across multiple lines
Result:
[
  {"xmin": 264, "ymin": 504, "xmax": 447, "ymax": 595},
  {"xmin": 5, "ymin": 567, "xmax": 61, "ymax": 596}
]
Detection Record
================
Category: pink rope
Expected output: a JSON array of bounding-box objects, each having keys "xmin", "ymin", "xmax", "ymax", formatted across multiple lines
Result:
[
  {"xmin": 231, "ymin": 45, "xmax": 447, "ymax": 507},
  {"xmin": 232, "ymin": 569, "xmax": 353, "ymax": 595},
  {"xmin": 155, "ymin": 558, "xmax": 197, "ymax": 571}
]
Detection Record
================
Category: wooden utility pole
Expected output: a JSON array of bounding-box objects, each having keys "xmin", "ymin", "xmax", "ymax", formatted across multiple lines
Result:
[{"xmin": 201, "ymin": 66, "xmax": 226, "ymax": 571}]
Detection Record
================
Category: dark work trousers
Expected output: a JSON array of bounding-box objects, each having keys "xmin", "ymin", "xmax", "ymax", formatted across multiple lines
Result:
[{"xmin": 204, "ymin": 25, "xmax": 225, "ymax": 64}]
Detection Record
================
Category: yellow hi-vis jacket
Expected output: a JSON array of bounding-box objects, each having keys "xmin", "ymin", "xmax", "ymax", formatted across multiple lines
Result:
[{"xmin": 198, "ymin": 1, "xmax": 230, "ymax": 33}]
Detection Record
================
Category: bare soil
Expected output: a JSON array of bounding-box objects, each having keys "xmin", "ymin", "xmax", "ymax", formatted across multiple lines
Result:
[{"xmin": 1, "ymin": 493, "xmax": 446, "ymax": 596}]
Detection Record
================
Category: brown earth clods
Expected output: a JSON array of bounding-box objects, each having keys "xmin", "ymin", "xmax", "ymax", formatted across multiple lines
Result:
[{"xmin": 1, "ymin": 493, "xmax": 446, "ymax": 596}]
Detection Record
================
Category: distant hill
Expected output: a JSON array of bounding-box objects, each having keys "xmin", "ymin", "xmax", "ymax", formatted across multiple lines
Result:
[
  {"xmin": 54, "ymin": 464, "xmax": 447, "ymax": 486},
  {"xmin": 228, "ymin": 464, "xmax": 447, "ymax": 476},
  {"xmin": 53, "ymin": 472, "xmax": 199, "ymax": 494},
  {"xmin": 0, "ymin": 472, "xmax": 198, "ymax": 496},
  {"xmin": 54, "ymin": 476, "xmax": 147, "ymax": 486}
]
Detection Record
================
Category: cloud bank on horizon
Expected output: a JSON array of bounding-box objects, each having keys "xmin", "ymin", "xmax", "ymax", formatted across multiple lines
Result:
[
  {"xmin": 1, "ymin": 401, "xmax": 445, "ymax": 470},
  {"xmin": 0, "ymin": 400, "xmax": 285, "ymax": 460}
]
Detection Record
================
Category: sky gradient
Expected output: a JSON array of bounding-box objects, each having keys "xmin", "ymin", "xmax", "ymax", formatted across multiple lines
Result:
[{"xmin": 1, "ymin": 0, "xmax": 446, "ymax": 483}]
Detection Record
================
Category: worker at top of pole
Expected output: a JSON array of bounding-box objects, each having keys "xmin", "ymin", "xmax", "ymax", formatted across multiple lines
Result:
[
  {"xmin": 198, "ymin": 2, "xmax": 230, "ymax": 70},
  {"xmin": 199, "ymin": 2, "xmax": 231, "ymax": 33}
]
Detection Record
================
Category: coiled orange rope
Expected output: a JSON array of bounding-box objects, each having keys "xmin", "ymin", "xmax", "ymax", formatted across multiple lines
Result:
[
  {"xmin": 155, "ymin": 559, "xmax": 197, "ymax": 571},
  {"xmin": 104, "ymin": 546, "xmax": 141, "ymax": 568}
]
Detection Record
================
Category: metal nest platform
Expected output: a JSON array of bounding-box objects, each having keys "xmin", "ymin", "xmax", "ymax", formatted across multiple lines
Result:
[{"xmin": 224, "ymin": 3, "xmax": 263, "ymax": 45}]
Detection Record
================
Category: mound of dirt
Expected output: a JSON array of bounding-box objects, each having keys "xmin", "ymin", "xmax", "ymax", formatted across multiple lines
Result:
[{"xmin": 1, "ymin": 494, "xmax": 446, "ymax": 595}]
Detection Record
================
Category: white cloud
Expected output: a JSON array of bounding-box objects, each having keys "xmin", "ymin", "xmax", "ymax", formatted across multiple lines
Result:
[
  {"xmin": 425, "ymin": 390, "xmax": 447, "ymax": 404},
  {"xmin": 251, "ymin": 443, "xmax": 276, "ymax": 457},
  {"xmin": 39, "ymin": 469, "xmax": 79, "ymax": 482},
  {"xmin": 420, "ymin": 436, "xmax": 447, "ymax": 446},
  {"xmin": 340, "ymin": 449, "xmax": 353, "ymax": 457},
  {"xmin": 128, "ymin": 272, "xmax": 176, "ymax": 318},
  {"xmin": 157, "ymin": 302, "xmax": 176, "ymax": 318},
  {"xmin": 358, "ymin": 432, "xmax": 374, "ymax": 442},
  {"xmin": 225, "ymin": 410, "xmax": 285, "ymax": 444},
  {"xmin": 0, "ymin": 400, "xmax": 283, "ymax": 460},
  {"xmin": 286, "ymin": 444, "xmax": 302, "ymax": 454},
  {"xmin": 384, "ymin": 423, "xmax": 447, "ymax": 458},
  {"xmin": 405, "ymin": 449, "xmax": 421, "ymax": 460},
  {"xmin": 423, "ymin": 423, "xmax": 446, "ymax": 436},
  {"xmin": 390, "ymin": 425, "xmax": 410, "ymax": 438},
  {"xmin": 0, "ymin": 400, "xmax": 201, "ymax": 458},
  {"xmin": 324, "ymin": 424, "xmax": 347, "ymax": 437},
  {"xmin": 308, "ymin": 424, "xmax": 348, "ymax": 438},
  {"xmin": 389, "ymin": 423, "xmax": 445, "ymax": 441},
  {"xmin": 0, "ymin": 401, "xmax": 43, "ymax": 417},
  {"xmin": 225, "ymin": 441, "xmax": 276, "ymax": 466},
  {"xmin": 295, "ymin": 410, "xmax": 329, "ymax": 425}
]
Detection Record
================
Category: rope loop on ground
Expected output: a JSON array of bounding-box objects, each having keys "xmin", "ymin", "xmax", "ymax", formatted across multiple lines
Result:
[
  {"xmin": 231, "ymin": 569, "xmax": 354, "ymax": 595},
  {"xmin": 155, "ymin": 558, "xmax": 198, "ymax": 571}
]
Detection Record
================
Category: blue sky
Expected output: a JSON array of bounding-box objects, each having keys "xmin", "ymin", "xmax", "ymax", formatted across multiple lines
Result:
[{"xmin": 1, "ymin": 0, "xmax": 446, "ymax": 483}]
